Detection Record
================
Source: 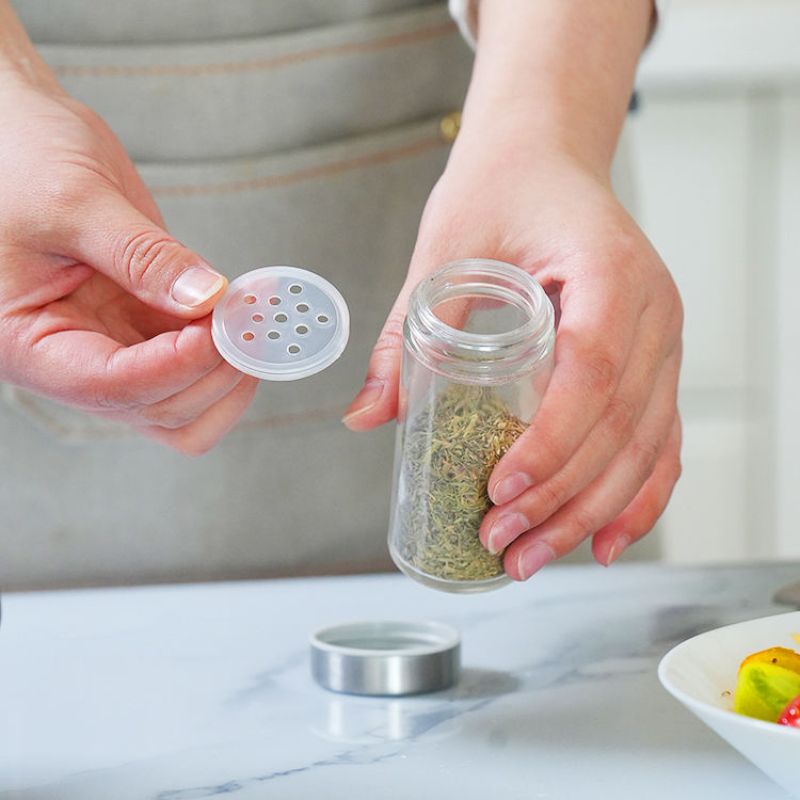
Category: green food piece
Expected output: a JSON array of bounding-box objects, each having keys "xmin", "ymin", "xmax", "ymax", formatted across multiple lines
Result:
[
  {"xmin": 396, "ymin": 384, "xmax": 527, "ymax": 583},
  {"xmin": 734, "ymin": 662, "xmax": 800, "ymax": 722}
]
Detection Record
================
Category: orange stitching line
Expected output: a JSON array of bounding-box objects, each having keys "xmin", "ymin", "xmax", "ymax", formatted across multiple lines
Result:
[
  {"xmin": 237, "ymin": 404, "xmax": 348, "ymax": 431},
  {"xmin": 6, "ymin": 384, "xmax": 350, "ymax": 437},
  {"xmin": 52, "ymin": 21, "xmax": 456, "ymax": 78},
  {"xmin": 150, "ymin": 135, "xmax": 445, "ymax": 197}
]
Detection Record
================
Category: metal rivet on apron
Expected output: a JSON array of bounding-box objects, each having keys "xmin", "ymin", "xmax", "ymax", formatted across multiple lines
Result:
[{"xmin": 439, "ymin": 111, "xmax": 461, "ymax": 143}]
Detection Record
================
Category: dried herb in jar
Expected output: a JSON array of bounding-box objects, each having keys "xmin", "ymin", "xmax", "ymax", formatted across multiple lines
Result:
[{"xmin": 396, "ymin": 385, "xmax": 527, "ymax": 582}]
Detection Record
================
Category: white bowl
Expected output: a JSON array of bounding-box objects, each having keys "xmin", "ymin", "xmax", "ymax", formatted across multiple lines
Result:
[{"xmin": 659, "ymin": 611, "xmax": 800, "ymax": 797}]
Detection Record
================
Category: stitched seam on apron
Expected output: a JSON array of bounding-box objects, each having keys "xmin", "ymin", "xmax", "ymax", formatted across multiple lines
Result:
[
  {"xmin": 51, "ymin": 22, "xmax": 456, "ymax": 78},
  {"xmin": 150, "ymin": 136, "xmax": 446, "ymax": 197},
  {"xmin": 6, "ymin": 384, "xmax": 351, "ymax": 439},
  {"xmin": 237, "ymin": 405, "xmax": 347, "ymax": 431}
]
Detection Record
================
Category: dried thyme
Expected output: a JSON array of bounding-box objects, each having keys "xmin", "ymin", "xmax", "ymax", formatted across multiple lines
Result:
[{"xmin": 396, "ymin": 385, "xmax": 527, "ymax": 582}]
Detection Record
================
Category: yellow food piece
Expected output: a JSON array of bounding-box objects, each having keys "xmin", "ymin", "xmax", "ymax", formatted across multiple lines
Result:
[
  {"xmin": 735, "ymin": 648, "xmax": 800, "ymax": 722},
  {"xmin": 740, "ymin": 647, "xmax": 800, "ymax": 674}
]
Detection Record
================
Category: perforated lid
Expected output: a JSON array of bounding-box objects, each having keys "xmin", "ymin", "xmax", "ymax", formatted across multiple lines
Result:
[{"xmin": 211, "ymin": 266, "xmax": 350, "ymax": 381}]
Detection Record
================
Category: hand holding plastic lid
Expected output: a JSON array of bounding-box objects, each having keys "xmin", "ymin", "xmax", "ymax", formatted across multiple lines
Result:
[{"xmin": 212, "ymin": 266, "xmax": 350, "ymax": 381}]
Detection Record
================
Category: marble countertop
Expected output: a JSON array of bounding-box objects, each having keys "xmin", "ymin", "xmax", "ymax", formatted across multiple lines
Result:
[{"xmin": 2, "ymin": 562, "xmax": 799, "ymax": 800}]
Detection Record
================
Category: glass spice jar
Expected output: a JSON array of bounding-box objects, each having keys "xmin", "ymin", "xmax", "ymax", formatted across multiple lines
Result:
[{"xmin": 388, "ymin": 259, "xmax": 556, "ymax": 593}]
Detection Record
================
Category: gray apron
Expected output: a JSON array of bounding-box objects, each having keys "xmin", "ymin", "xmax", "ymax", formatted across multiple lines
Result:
[{"xmin": 2, "ymin": 1, "xmax": 644, "ymax": 589}]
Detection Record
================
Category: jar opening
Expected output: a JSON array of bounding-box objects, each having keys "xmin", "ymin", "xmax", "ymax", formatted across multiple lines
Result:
[
  {"xmin": 432, "ymin": 288, "xmax": 530, "ymax": 337},
  {"xmin": 405, "ymin": 259, "xmax": 555, "ymax": 383}
]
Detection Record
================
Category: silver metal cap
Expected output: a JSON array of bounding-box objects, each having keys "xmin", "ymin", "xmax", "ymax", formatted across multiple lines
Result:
[{"xmin": 310, "ymin": 620, "xmax": 461, "ymax": 696}]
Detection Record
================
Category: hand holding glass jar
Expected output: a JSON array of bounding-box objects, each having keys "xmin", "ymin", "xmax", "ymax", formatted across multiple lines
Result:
[
  {"xmin": 386, "ymin": 259, "xmax": 556, "ymax": 593},
  {"xmin": 346, "ymin": 159, "xmax": 682, "ymax": 584},
  {"xmin": 343, "ymin": 0, "xmax": 683, "ymax": 583}
]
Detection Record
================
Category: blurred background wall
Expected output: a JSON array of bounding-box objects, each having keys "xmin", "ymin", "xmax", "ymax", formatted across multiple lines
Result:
[{"xmin": 634, "ymin": 0, "xmax": 800, "ymax": 563}]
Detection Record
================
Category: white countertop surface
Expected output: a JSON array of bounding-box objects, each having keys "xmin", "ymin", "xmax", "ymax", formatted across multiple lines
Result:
[{"xmin": 2, "ymin": 563, "xmax": 798, "ymax": 799}]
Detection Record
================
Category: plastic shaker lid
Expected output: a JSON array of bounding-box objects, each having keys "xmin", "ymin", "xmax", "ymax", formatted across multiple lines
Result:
[
  {"xmin": 310, "ymin": 620, "xmax": 461, "ymax": 696},
  {"xmin": 211, "ymin": 266, "xmax": 350, "ymax": 381}
]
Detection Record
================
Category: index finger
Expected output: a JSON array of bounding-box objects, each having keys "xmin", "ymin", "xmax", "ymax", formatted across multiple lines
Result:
[{"xmin": 27, "ymin": 316, "xmax": 223, "ymax": 411}]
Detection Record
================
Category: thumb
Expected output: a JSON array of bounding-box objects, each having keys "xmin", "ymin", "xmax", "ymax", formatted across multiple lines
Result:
[
  {"xmin": 342, "ymin": 271, "xmax": 477, "ymax": 432},
  {"xmin": 69, "ymin": 190, "xmax": 226, "ymax": 318},
  {"xmin": 343, "ymin": 219, "xmax": 425, "ymax": 432},
  {"xmin": 342, "ymin": 294, "xmax": 409, "ymax": 432},
  {"xmin": 343, "ymin": 234, "xmax": 463, "ymax": 431}
]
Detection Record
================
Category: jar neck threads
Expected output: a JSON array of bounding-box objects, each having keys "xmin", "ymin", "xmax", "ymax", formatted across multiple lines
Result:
[{"xmin": 404, "ymin": 259, "xmax": 555, "ymax": 385}]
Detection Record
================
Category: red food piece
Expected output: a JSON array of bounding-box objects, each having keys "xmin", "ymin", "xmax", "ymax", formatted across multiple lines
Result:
[{"xmin": 778, "ymin": 694, "xmax": 800, "ymax": 727}]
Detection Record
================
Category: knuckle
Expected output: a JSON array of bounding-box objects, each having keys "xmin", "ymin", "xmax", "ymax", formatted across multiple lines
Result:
[
  {"xmin": 631, "ymin": 512, "xmax": 658, "ymax": 539},
  {"xmin": 604, "ymin": 395, "xmax": 638, "ymax": 443},
  {"xmin": 73, "ymin": 102, "xmax": 108, "ymax": 132},
  {"xmin": 668, "ymin": 454, "xmax": 683, "ymax": 485},
  {"xmin": 114, "ymin": 228, "xmax": 175, "ymax": 291},
  {"xmin": 630, "ymin": 437, "xmax": 662, "ymax": 481},
  {"xmin": 378, "ymin": 327, "xmax": 404, "ymax": 352},
  {"xmin": 633, "ymin": 489, "xmax": 664, "ymax": 535},
  {"xmin": 371, "ymin": 317, "xmax": 405, "ymax": 358},
  {"xmin": 383, "ymin": 310, "xmax": 406, "ymax": 339},
  {"xmin": 526, "ymin": 426, "xmax": 565, "ymax": 480},
  {"xmin": 45, "ymin": 174, "xmax": 83, "ymax": 211},
  {"xmin": 583, "ymin": 349, "xmax": 620, "ymax": 398},
  {"xmin": 95, "ymin": 386, "xmax": 143, "ymax": 414},
  {"xmin": 36, "ymin": 176, "xmax": 94, "ymax": 239},
  {"xmin": 90, "ymin": 383, "xmax": 123, "ymax": 411},
  {"xmin": 660, "ymin": 278, "xmax": 685, "ymax": 338},
  {"xmin": 140, "ymin": 404, "xmax": 194, "ymax": 430},
  {"xmin": 612, "ymin": 229, "xmax": 641, "ymax": 265},
  {"xmin": 667, "ymin": 277, "xmax": 684, "ymax": 317},
  {"xmin": 568, "ymin": 504, "xmax": 600, "ymax": 537},
  {"xmin": 87, "ymin": 354, "xmax": 133, "ymax": 411},
  {"xmin": 530, "ymin": 478, "xmax": 568, "ymax": 520}
]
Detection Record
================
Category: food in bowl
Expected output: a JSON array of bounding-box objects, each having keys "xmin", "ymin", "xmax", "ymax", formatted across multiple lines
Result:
[
  {"xmin": 778, "ymin": 695, "xmax": 800, "ymax": 727},
  {"xmin": 658, "ymin": 610, "xmax": 800, "ymax": 798},
  {"xmin": 735, "ymin": 646, "xmax": 800, "ymax": 727}
]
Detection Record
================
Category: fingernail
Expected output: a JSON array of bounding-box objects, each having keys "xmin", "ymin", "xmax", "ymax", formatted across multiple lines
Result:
[
  {"xmin": 606, "ymin": 534, "xmax": 631, "ymax": 566},
  {"xmin": 487, "ymin": 512, "xmax": 529, "ymax": 555},
  {"xmin": 491, "ymin": 472, "xmax": 533, "ymax": 505},
  {"xmin": 516, "ymin": 543, "xmax": 556, "ymax": 581},
  {"xmin": 342, "ymin": 379, "xmax": 386, "ymax": 426},
  {"xmin": 172, "ymin": 266, "xmax": 226, "ymax": 307}
]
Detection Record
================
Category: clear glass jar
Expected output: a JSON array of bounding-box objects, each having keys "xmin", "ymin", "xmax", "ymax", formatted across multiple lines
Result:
[{"xmin": 388, "ymin": 259, "xmax": 556, "ymax": 593}]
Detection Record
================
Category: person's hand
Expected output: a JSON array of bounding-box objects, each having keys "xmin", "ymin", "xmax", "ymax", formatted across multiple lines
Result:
[
  {"xmin": 344, "ymin": 146, "xmax": 682, "ymax": 577},
  {"xmin": 0, "ymin": 70, "xmax": 257, "ymax": 454}
]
